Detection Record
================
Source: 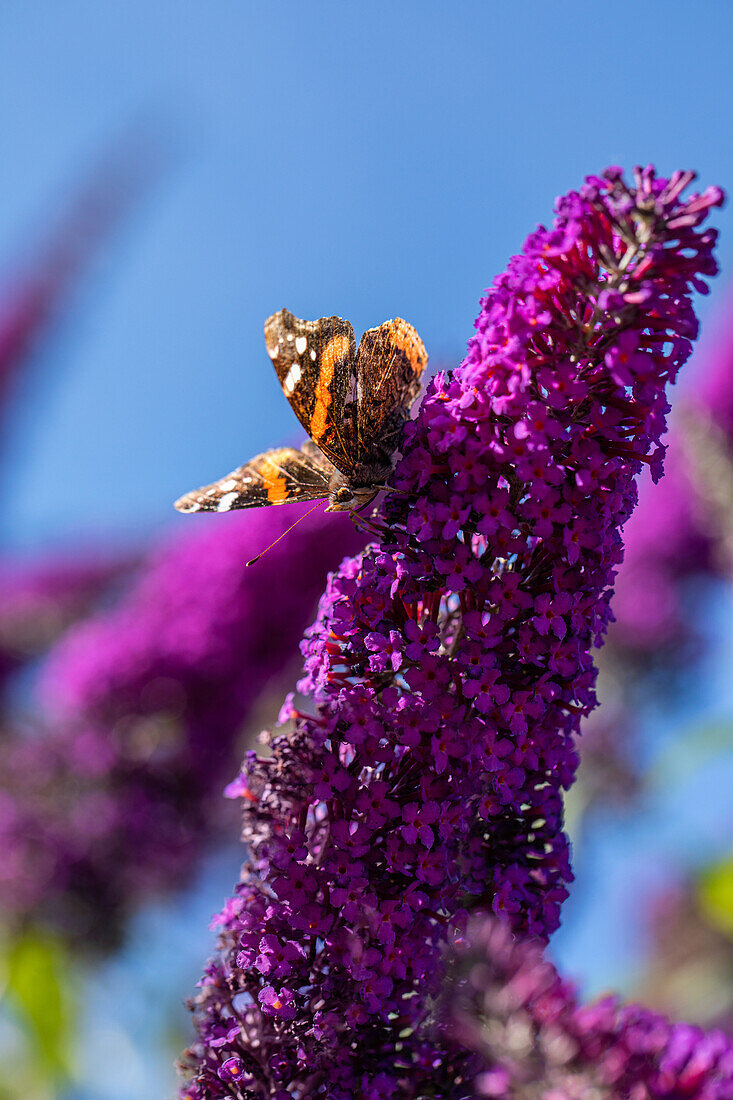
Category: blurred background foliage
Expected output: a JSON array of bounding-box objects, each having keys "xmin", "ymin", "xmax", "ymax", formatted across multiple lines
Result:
[{"xmin": 0, "ymin": 3, "xmax": 732, "ymax": 1097}]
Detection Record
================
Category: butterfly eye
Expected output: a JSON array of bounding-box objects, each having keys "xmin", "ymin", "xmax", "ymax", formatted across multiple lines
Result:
[{"xmin": 334, "ymin": 487, "xmax": 353, "ymax": 504}]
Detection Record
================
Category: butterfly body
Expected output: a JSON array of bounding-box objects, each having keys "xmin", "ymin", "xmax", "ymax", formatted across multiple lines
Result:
[{"xmin": 174, "ymin": 309, "xmax": 427, "ymax": 516}]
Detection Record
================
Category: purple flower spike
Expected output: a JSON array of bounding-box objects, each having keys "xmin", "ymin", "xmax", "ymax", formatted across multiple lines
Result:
[{"xmin": 179, "ymin": 168, "xmax": 723, "ymax": 1098}]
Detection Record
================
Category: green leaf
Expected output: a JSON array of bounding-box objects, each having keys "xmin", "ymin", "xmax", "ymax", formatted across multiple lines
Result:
[
  {"xmin": 3, "ymin": 928, "xmax": 76, "ymax": 1082},
  {"xmin": 698, "ymin": 855, "xmax": 733, "ymax": 939}
]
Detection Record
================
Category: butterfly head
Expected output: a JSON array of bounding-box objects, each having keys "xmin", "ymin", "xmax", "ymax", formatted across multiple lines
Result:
[
  {"xmin": 325, "ymin": 467, "xmax": 386, "ymax": 513},
  {"xmin": 325, "ymin": 484, "xmax": 378, "ymax": 513}
]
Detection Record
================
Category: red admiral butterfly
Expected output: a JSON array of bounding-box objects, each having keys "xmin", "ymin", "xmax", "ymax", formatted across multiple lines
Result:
[{"xmin": 174, "ymin": 309, "xmax": 427, "ymax": 516}]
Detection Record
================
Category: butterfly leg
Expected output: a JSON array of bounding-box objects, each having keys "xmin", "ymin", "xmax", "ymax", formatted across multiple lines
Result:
[
  {"xmin": 373, "ymin": 484, "xmax": 410, "ymax": 497},
  {"xmin": 348, "ymin": 510, "xmax": 387, "ymax": 540}
]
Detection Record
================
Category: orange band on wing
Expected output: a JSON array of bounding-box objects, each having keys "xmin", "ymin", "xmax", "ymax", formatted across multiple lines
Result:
[
  {"xmin": 311, "ymin": 334, "xmax": 350, "ymax": 439},
  {"xmin": 259, "ymin": 456, "xmax": 289, "ymax": 504},
  {"xmin": 387, "ymin": 318, "xmax": 428, "ymax": 373}
]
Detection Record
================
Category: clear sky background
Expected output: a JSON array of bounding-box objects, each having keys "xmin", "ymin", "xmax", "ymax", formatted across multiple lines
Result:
[
  {"xmin": 2, "ymin": 5, "xmax": 733, "ymax": 1096},
  {"xmin": 1, "ymin": 0, "xmax": 732, "ymax": 549}
]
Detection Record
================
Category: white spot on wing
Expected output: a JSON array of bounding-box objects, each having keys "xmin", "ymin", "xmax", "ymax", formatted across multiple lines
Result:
[
  {"xmin": 220, "ymin": 479, "xmax": 238, "ymax": 491},
  {"xmin": 310, "ymin": 348, "xmax": 317, "ymax": 360},
  {"xmin": 267, "ymin": 341, "xmax": 279, "ymax": 360},
  {"xmin": 284, "ymin": 362, "xmax": 302, "ymax": 394},
  {"xmin": 295, "ymin": 335, "xmax": 307, "ymax": 355},
  {"xmin": 217, "ymin": 491, "xmax": 239, "ymax": 511}
]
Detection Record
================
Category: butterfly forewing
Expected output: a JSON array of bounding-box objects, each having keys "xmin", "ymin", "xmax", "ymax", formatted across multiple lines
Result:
[
  {"xmin": 354, "ymin": 318, "xmax": 428, "ymax": 459},
  {"xmin": 174, "ymin": 447, "xmax": 332, "ymax": 513},
  {"xmin": 264, "ymin": 309, "xmax": 358, "ymax": 472}
]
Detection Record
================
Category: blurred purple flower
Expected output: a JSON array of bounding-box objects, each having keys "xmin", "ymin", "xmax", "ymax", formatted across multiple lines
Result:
[
  {"xmin": 0, "ymin": 550, "xmax": 134, "ymax": 692},
  {"xmin": 576, "ymin": 291, "xmax": 733, "ymax": 816},
  {"xmin": 637, "ymin": 876, "xmax": 733, "ymax": 1033},
  {"xmin": 179, "ymin": 167, "xmax": 723, "ymax": 1098},
  {"xmin": 610, "ymin": 443, "xmax": 714, "ymax": 659},
  {"xmin": 610, "ymin": 283, "xmax": 733, "ymax": 662},
  {"xmin": 0, "ymin": 129, "xmax": 164, "ymax": 428},
  {"xmin": 448, "ymin": 917, "xmax": 733, "ymax": 1099},
  {"xmin": 0, "ymin": 507, "xmax": 360, "ymax": 945}
]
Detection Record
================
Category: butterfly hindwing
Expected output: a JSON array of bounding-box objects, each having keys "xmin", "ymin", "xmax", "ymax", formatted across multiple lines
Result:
[
  {"xmin": 354, "ymin": 318, "xmax": 428, "ymax": 459},
  {"xmin": 174, "ymin": 447, "xmax": 333, "ymax": 513},
  {"xmin": 264, "ymin": 309, "xmax": 358, "ymax": 471}
]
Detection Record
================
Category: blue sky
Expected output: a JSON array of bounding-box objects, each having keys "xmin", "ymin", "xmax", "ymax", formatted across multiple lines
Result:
[{"xmin": 1, "ymin": 1, "xmax": 732, "ymax": 548}]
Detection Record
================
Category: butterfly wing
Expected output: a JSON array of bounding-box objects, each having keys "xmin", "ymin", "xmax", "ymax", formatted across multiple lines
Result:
[
  {"xmin": 174, "ymin": 446, "xmax": 333, "ymax": 512},
  {"xmin": 354, "ymin": 318, "xmax": 428, "ymax": 459},
  {"xmin": 264, "ymin": 309, "xmax": 358, "ymax": 472}
]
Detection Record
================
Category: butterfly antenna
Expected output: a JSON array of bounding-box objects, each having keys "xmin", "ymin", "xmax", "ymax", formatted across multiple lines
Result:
[{"xmin": 246, "ymin": 499, "xmax": 328, "ymax": 566}]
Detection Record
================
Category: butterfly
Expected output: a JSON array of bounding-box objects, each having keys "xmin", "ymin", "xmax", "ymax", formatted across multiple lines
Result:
[{"xmin": 174, "ymin": 309, "xmax": 428, "ymax": 516}]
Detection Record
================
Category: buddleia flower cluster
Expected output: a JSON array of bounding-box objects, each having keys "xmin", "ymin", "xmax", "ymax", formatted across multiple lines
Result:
[
  {"xmin": 0, "ymin": 508, "xmax": 358, "ymax": 945},
  {"xmin": 179, "ymin": 167, "xmax": 723, "ymax": 1099},
  {"xmin": 447, "ymin": 917, "xmax": 733, "ymax": 1099}
]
